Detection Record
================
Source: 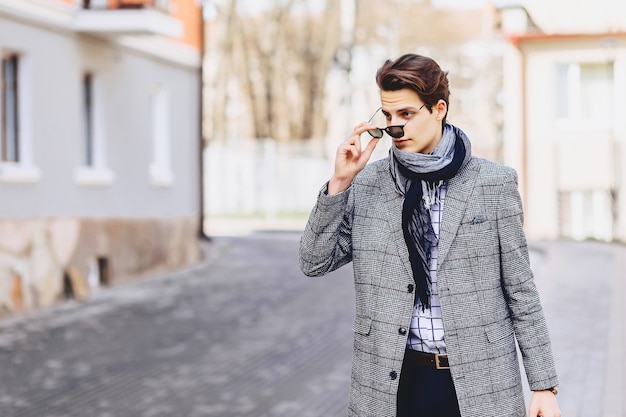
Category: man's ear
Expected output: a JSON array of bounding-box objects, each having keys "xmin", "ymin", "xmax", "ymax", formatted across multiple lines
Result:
[{"xmin": 435, "ymin": 99, "xmax": 447, "ymax": 121}]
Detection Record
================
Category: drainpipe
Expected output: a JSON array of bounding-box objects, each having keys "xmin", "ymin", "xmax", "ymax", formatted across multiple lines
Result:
[
  {"xmin": 520, "ymin": 47, "xmax": 528, "ymax": 211},
  {"xmin": 198, "ymin": 1, "xmax": 211, "ymax": 241}
]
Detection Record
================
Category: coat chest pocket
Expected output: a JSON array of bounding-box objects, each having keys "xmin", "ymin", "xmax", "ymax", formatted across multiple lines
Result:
[
  {"xmin": 457, "ymin": 217, "xmax": 493, "ymax": 235},
  {"xmin": 455, "ymin": 216, "xmax": 499, "ymax": 257}
]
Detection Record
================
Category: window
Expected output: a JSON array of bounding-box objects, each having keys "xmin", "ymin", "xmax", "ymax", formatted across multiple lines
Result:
[
  {"xmin": 149, "ymin": 85, "xmax": 173, "ymax": 186},
  {"xmin": 74, "ymin": 71, "xmax": 113, "ymax": 185},
  {"xmin": 82, "ymin": 73, "xmax": 94, "ymax": 167},
  {"xmin": 2, "ymin": 53, "xmax": 19, "ymax": 163},
  {"xmin": 558, "ymin": 189, "xmax": 615, "ymax": 241},
  {"xmin": 82, "ymin": 0, "xmax": 108, "ymax": 10},
  {"xmin": 0, "ymin": 51, "xmax": 39, "ymax": 183},
  {"xmin": 555, "ymin": 62, "xmax": 614, "ymax": 123}
]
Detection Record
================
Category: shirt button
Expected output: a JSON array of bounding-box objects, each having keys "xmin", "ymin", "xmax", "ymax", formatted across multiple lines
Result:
[
  {"xmin": 398, "ymin": 328, "xmax": 407, "ymax": 335},
  {"xmin": 407, "ymin": 284, "xmax": 414, "ymax": 293},
  {"xmin": 390, "ymin": 371, "xmax": 398, "ymax": 380}
]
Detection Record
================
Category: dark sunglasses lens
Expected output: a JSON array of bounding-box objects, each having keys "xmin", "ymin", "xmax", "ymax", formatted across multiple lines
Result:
[
  {"xmin": 368, "ymin": 128, "xmax": 384, "ymax": 139},
  {"xmin": 386, "ymin": 126, "xmax": 404, "ymax": 138}
]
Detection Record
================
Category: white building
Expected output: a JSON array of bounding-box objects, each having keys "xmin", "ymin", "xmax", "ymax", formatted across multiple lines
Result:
[
  {"xmin": 500, "ymin": 2, "xmax": 626, "ymax": 242},
  {"xmin": 0, "ymin": 0, "xmax": 204, "ymax": 314}
]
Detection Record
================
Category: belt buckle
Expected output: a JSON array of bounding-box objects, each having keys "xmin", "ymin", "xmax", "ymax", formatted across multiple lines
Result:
[{"xmin": 435, "ymin": 354, "xmax": 450, "ymax": 370}]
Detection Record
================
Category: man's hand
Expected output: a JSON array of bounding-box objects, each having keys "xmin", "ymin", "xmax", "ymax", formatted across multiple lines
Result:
[
  {"xmin": 328, "ymin": 122, "xmax": 381, "ymax": 195},
  {"xmin": 529, "ymin": 390, "xmax": 561, "ymax": 417}
]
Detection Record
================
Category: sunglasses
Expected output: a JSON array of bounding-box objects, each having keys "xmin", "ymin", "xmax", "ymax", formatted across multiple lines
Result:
[{"xmin": 366, "ymin": 104, "xmax": 426, "ymax": 139}]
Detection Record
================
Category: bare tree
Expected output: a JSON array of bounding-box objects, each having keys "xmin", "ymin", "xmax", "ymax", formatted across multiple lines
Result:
[
  {"xmin": 205, "ymin": 0, "xmax": 341, "ymax": 142},
  {"xmin": 235, "ymin": 1, "xmax": 296, "ymax": 140},
  {"xmin": 205, "ymin": 0, "xmax": 500, "ymax": 149},
  {"xmin": 290, "ymin": 1, "xmax": 341, "ymax": 141},
  {"xmin": 203, "ymin": 0, "xmax": 239, "ymax": 145}
]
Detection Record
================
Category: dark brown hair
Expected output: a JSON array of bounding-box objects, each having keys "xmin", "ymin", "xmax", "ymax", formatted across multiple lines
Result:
[{"xmin": 375, "ymin": 54, "xmax": 450, "ymax": 125}]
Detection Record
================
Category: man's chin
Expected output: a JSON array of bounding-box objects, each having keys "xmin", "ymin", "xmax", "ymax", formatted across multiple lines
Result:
[{"xmin": 393, "ymin": 140, "xmax": 415, "ymax": 152}]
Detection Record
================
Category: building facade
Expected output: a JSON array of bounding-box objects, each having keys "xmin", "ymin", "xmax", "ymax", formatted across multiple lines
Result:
[
  {"xmin": 500, "ymin": 3, "xmax": 626, "ymax": 242},
  {"xmin": 0, "ymin": 0, "xmax": 203, "ymax": 314}
]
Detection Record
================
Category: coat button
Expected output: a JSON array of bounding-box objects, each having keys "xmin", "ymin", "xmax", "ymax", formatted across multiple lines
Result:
[
  {"xmin": 398, "ymin": 327, "xmax": 407, "ymax": 335},
  {"xmin": 407, "ymin": 284, "xmax": 414, "ymax": 293},
  {"xmin": 390, "ymin": 371, "xmax": 398, "ymax": 380}
]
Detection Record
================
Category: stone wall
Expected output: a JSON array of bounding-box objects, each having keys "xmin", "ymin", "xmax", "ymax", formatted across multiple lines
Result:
[{"xmin": 0, "ymin": 217, "xmax": 202, "ymax": 316}]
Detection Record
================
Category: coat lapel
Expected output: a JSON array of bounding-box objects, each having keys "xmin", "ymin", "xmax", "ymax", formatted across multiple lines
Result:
[
  {"xmin": 377, "ymin": 162, "xmax": 414, "ymax": 279},
  {"xmin": 437, "ymin": 158, "xmax": 480, "ymax": 268}
]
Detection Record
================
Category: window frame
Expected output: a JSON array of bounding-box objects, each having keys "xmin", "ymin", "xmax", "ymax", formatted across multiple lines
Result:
[
  {"xmin": 74, "ymin": 70, "xmax": 114, "ymax": 186},
  {"xmin": 149, "ymin": 84, "xmax": 174, "ymax": 187},
  {"xmin": 554, "ymin": 60, "xmax": 615, "ymax": 129},
  {"xmin": 0, "ymin": 50, "xmax": 39, "ymax": 183},
  {"xmin": 1, "ymin": 53, "xmax": 20, "ymax": 163}
]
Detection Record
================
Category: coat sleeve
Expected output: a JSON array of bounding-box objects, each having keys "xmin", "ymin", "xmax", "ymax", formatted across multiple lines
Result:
[
  {"xmin": 497, "ymin": 168, "xmax": 559, "ymax": 391},
  {"xmin": 299, "ymin": 182, "xmax": 354, "ymax": 277}
]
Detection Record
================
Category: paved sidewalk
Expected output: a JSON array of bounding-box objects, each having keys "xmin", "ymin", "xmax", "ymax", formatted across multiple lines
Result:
[
  {"xmin": 204, "ymin": 217, "xmax": 309, "ymax": 236},
  {"xmin": 529, "ymin": 241, "xmax": 625, "ymax": 417},
  {"xmin": 0, "ymin": 234, "xmax": 356, "ymax": 417},
  {"xmin": 0, "ymin": 235, "xmax": 623, "ymax": 417}
]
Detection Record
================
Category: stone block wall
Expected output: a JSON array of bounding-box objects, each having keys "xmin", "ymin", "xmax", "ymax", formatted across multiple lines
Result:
[{"xmin": 0, "ymin": 217, "xmax": 202, "ymax": 316}]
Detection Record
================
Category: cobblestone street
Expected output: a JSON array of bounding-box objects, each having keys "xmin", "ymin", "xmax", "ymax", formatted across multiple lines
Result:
[{"xmin": 0, "ymin": 233, "xmax": 623, "ymax": 417}]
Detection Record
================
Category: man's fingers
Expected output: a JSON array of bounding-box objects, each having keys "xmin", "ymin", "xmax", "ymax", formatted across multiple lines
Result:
[
  {"xmin": 344, "ymin": 144, "xmax": 360, "ymax": 159},
  {"xmin": 363, "ymin": 125, "xmax": 378, "ymax": 137},
  {"xmin": 362, "ymin": 137, "xmax": 381, "ymax": 159},
  {"xmin": 353, "ymin": 134, "xmax": 363, "ymax": 154},
  {"xmin": 335, "ymin": 122, "xmax": 381, "ymax": 174},
  {"xmin": 350, "ymin": 122, "xmax": 377, "ymax": 139}
]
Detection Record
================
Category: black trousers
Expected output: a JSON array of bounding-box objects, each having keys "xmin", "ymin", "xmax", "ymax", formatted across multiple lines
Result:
[{"xmin": 396, "ymin": 349, "xmax": 462, "ymax": 417}]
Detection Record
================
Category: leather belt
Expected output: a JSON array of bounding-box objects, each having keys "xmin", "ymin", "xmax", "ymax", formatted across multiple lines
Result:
[{"xmin": 404, "ymin": 348, "xmax": 450, "ymax": 370}]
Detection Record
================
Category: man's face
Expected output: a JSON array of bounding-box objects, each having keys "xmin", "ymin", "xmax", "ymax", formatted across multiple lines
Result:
[{"xmin": 380, "ymin": 88, "xmax": 446, "ymax": 154}]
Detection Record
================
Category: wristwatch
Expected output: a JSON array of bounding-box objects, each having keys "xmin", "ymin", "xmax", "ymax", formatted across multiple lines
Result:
[{"xmin": 546, "ymin": 386, "xmax": 558, "ymax": 396}]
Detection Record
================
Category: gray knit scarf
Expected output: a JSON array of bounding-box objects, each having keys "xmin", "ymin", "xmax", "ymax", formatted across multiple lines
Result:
[{"xmin": 389, "ymin": 124, "xmax": 472, "ymax": 309}]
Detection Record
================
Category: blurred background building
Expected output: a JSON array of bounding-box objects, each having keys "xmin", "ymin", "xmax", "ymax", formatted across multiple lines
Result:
[
  {"xmin": 203, "ymin": 0, "xmax": 626, "ymax": 246},
  {"xmin": 500, "ymin": 0, "xmax": 626, "ymax": 242},
  {"xmin": 203, "ymin": 0, "xmax": 507, "ymax": 227},
  {"xmin": 0, "ymin": 0, "xmax": 203, "ymax": 315}
]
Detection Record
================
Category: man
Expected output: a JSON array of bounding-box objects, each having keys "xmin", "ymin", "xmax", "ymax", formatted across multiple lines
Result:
[{"xmin": 299, "ymin": 54, "xmax": 561, "ymax": 417}]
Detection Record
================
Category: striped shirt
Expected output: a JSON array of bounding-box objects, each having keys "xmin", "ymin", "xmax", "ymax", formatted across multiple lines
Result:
[{"xmin": 407, "ymin": 182, "xmax": 447, "ymax": 354}]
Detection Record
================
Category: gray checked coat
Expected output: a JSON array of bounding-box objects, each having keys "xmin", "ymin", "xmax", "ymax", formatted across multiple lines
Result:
[{"xmin": 299, "ymin": 156, "xmax": 558, "ymax": 417}]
